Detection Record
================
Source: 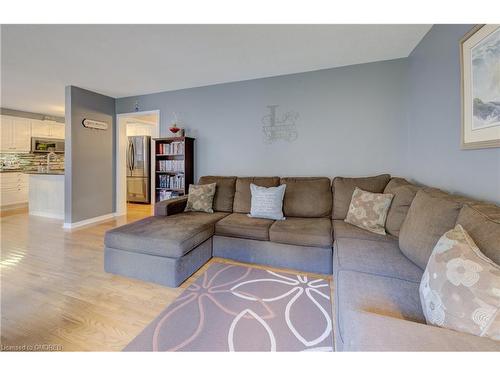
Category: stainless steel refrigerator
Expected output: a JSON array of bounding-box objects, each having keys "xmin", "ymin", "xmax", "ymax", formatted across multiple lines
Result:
[{"xmin": 127, "ymin": 136, "xmax": 151, "ymax": 203}]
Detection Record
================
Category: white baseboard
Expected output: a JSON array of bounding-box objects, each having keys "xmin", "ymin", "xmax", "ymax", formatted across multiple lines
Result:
[{"xmin": 63, "ymin": 212, "xmax": 117, "ymax": 229}]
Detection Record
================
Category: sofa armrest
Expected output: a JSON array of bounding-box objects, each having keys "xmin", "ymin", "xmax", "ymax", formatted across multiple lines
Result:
[
  {"xmin": 154, "ymin": 196, "xmax": 188, "ymax": 217},
  {"xmin": 342, "ymin": 310, "xmax": 500, "ymax": 351}
]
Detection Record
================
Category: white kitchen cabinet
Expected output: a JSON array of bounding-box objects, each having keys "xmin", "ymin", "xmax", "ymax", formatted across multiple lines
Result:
[
  {"xmin": 0, "ymin": 116, "xmax": 13, "ymax": 151},
  {"xmin": 0, "ymin": 172, "xmax": 29, "ymax": 208},
  {"xmin": 50, "ymin": 121, "xmax": 65, "ymax": 138},
  {"xmin": 30, "ymin": 119, "xmax": 50, "ymax": 137},
  {"xmin": 0, "ymin": 115, "xmax": 31, "ymax": 153},
  {"xmin": 31, "ymin": 119, "xmax": 65, "ymax": 139}
]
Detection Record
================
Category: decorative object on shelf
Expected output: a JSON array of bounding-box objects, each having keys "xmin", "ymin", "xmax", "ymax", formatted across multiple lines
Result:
[
  {"xmin": 82, "ymin": 118, "xmax": 108, "ymax": 130},
  {"xmin": 261, "ymin": 105, "xmax": 299, "ymax": 144},
  {"xmin": 134, "ymin": 101, "xmax": 140, "ymax": 112},
  {"xmin": 460, "ymin": 24, "xmax": 500, "ymax": 149},
  {"xmin": 169, "ymin": 112, "xmax": 185, "ymax": 136}
]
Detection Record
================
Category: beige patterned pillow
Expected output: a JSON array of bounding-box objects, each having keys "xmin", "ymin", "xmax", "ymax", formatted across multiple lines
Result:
[
  {"xmin": 184, "ymin": 183, "xmax": 216, "ymax": 213},
  {"xmin": 419, "ymin": 224, "xmax": 500, "ymax": 341},
  {"xmin": 345, "ymin": 187, "xmax": 394, "ymax": 235}
]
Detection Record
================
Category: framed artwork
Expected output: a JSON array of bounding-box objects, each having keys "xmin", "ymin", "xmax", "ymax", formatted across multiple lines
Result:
[{"xmin": 460, "ymin": 24, "xmax": 500, "ymax": 149}]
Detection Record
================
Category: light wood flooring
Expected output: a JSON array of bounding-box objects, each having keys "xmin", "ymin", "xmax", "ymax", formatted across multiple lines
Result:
[{"xmin": 1, "ymin": 203, "xmax": 332, "ymax": 351}]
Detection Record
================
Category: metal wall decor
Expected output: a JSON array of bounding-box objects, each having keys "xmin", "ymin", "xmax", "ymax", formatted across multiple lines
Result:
[
  {"xmin": 261, "ymin": 105, "xmax": 299, "ymax": 143},
  {"xmin": 82, "ymin": 118, "xmax": 108, "ymax": 130}
]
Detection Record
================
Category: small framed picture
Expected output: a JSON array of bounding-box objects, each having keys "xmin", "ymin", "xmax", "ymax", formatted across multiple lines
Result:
[{"xmin": 460, "ymin": 24, "xmax": 500, "ymax": 149}]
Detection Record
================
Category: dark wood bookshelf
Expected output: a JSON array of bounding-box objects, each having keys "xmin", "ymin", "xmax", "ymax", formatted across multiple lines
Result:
[{"xmin": 153, "ymin": 137, "xmax": 194, "ymax": 203}]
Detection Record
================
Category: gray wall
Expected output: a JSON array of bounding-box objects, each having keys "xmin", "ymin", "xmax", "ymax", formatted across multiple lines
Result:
[
  {"xmin": 407, "ymin": 25, "xmax": 500, "ymax": 204},
  {"xmin": 65, "ymin": 86, "xmax": 116, "ymax": 223},
  {"xmin": 116, "ymin": 59, "xmax": 409, "ymax": 180}
]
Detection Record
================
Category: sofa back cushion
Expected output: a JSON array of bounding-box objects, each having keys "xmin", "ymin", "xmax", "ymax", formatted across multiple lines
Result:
[
  {"xmin": 383, "ymin": 178, "xmax": 421, "ymax": 237},
  {"xmin": 456, "ymin": 203, "xmax": 500, "ymax": 265},
  {"xmin": 332, "ymin": 174, "xmax": 391, "ymax": 219},
  {"xmin": 233, "ymin": 177, "xmax": 280, "ymax": 213},
  {"xmin": 399, "ymin": 189, "xmax": 463, "ymax": 269},
  {"xmin": 280, "ymin": 177, "xmax": 332, "ymax": 218},
  {"xmin": 198, "ymin": 176, "xmax": 237, "ymax": 212}
]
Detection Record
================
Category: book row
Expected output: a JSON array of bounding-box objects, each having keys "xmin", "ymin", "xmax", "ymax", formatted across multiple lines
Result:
[
  {"xmin": 158, "ymin": 141, "xmax": 184, "ymax": 155},
  {"xmin": 158, "ymin": 174, "xmax": 185, "ymax": 189},
  {"xmin": 157, "ymin": 160, "xmax": 184, "ymax": 172}
]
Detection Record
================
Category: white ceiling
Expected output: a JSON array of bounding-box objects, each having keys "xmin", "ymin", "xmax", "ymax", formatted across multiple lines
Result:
[{"xmin": 1, "ymin": 24, "xmax": 431, "ymax": 117}]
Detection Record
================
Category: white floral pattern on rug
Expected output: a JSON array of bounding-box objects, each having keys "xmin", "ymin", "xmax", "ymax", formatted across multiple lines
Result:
[
  {"xmin": 230, "ymin": 270, "xmax": 332, "ymax": 347},
  {"xmin": 124, "ymin": 263, "xmax": 334, "ymax": 351}
]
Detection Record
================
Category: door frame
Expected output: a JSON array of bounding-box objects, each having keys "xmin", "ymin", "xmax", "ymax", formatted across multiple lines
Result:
[{"xmin": 115, "ymin": 110, "xmax": 160, "ymax": 216}]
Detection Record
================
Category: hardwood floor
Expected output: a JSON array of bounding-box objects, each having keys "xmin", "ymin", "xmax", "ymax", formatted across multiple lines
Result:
[{"xmin": 1, "ymin": 203, "xmax": 331, "ymax": 351}]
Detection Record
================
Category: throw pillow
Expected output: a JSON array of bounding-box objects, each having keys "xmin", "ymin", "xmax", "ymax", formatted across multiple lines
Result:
[
  {"xmin": 344, "ymin": 187, "xmax": 394, "ymax": 235},
  {"xmin": 248, "ymin": 183, "xmax": 286, "ymax": 220},
  {"xmin": 419, "ymin": 224, "xmax": 500, "ymax": 341},
  {"xmin": 184, "ymin": 183, "xmax": 217, "ymax": 213}
]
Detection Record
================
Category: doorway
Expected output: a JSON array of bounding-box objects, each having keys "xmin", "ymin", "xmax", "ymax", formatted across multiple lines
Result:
[{"xmin": 116, "ymin": 110, "xmax": 160, "ymax": 216}]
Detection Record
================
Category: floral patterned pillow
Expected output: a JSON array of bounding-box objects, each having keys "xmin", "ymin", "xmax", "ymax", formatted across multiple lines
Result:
[
  {"xmin": 344, "ymin": 187, "xmax": 394, "ymax": 235},
  {"xmin": 184, "ymin": 183, "xmax": 216, "ymax": 213},
  {"xmin": 419, "ymin": 224, "xmax": 500, "ymax": 341}
]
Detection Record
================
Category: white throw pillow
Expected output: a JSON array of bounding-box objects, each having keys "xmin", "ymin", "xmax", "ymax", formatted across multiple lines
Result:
[
  {"xmin": 419, "ymin": 224, "xmax": 500, "ymax": 341},
  {"xmin": 248, "ymin": 183, "xmax": 286, "ymax": 220}
]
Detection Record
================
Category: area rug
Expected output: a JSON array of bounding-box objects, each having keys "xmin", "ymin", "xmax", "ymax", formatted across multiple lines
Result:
[{"xmin": 124, "ymin": 262, "xmax": 334, "ymax": 351}]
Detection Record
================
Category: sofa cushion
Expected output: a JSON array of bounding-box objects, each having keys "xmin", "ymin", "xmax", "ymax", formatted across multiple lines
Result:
[
  {"xmin": 335, "ymin": 270, "xmax": 425, "ymax": 345},
  {"xmin": 233, "ymin": 177, "xmax": 280, "ymax": 213},
  {"xmin": 333, "ymin": 237, "xmax": 423, "ymax": 283},
  {"xmin": 345, "ymin": 187, "xmax": 394, "ymax": 235},
  {"xmin": 383, "ymin": 178, "xmax": 420, "ymax": 237},
  {"xmin": 456, "ymin": 203, "xmax": 500, "ymax": 265},
  {"xmin": 198, "ymin": 176, "xmax": 237, "ymax": 212},
  {"xmin": 249, "ymin": 183, "xmax": 286, "ymax": 220},
  {"xmin": 280, "ymin": 177, "xmax": 332, "ymax": 218},
  {"xmin": 419, "ymin": 224, "xmax": 500, "ymax": 341},
  {"xmin": 340, "ymin": 309, "xmax": 500, "ymax": 351},
  {"xmin": 184, "ymin": 183, "xmax": 216, "ymax": 213},
  {"xmin": 333, "ymin": 220, "xmax": 397, "ymax": 242},
  {"xmin": 104, "ymin": 212, "xmax": 229, "ymax": 258},
  {"xmin": 269, "ymin": 217, "xmax": 332, "ymax": 248},
  {"xmin": 332, "ymin": 174, "xmax": 391, "ymax": 219},
  {"xmin": 215, "ymin": 213, "xmax": 274, "ymax": 241},
  {"xmin": 399, "ymin": 189, "xmax": 462, "ymax": 269}
]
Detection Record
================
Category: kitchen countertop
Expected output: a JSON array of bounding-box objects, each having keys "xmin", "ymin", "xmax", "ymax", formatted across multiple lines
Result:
[
  {"xmin": 0, "ymin": 169, "xmax": 25, "ymax": 173},
  {"xmin": 1, "ymin": 169, "xmax": 65, "ymax": 175},
  {"xmin": 25, "ymin": 170, "xmax": 65, "ymax": 175}
]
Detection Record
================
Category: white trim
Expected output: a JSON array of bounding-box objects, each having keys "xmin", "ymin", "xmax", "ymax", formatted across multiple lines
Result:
[
  {"xmin": 62, "ymin": 212, "xmax": 117, "ymax": 229},
  {"xmin": 115, "ymin": 110, "xmax": 160, "ymax": 216},
  {"xmin": 30, "ymin": 210, "xmax": 64, "ymax": 220}
]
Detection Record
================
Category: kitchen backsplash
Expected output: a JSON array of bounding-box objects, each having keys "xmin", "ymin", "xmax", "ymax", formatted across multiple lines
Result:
[{"xmin": 0, "ymin": 153, "xmax": 65, "ymax": 171}]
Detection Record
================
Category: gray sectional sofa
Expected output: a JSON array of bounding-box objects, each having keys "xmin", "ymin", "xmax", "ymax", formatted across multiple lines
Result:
[{"xmin": 104, "ymin": 174, "xmax": 500, "ymax": 351}]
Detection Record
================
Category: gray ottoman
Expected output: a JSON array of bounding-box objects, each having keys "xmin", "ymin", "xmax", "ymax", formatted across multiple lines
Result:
[{"xmin": 104, "ymin": 212, "xmax": 227, "ymax": 287}]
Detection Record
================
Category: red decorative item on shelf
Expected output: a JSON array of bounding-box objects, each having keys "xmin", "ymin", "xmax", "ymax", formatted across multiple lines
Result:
[{"xmin": 169, "ymin": 124, "xmax": 181, "ymax": 134}]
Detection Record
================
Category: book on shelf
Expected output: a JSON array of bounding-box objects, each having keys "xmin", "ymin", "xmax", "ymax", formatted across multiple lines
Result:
[
  {"xmin": 158, "ymin": 141, "xmax": 184, "ymax": 155},
  {"xmin": 158, "ymin": 189, "xmax": 180, "ymax": 202},
  {"xmin": 157, "ymin": 159, "xmax": 185, "ymax": 172},
  {"xmin": 158, "ymin": 174, "xmax": 185, "ymax": 189}
]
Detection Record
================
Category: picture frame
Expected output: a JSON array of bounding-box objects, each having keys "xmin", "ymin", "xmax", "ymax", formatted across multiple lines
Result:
[{"xmin": 460, "ymin": 24, "xmax": 500, "ymax": 149}]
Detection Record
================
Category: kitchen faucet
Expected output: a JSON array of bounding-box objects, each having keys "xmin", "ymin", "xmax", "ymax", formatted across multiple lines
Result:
[{"xmin": 47, "ymin": 151, "xmax": 57, "ymax": 171}]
